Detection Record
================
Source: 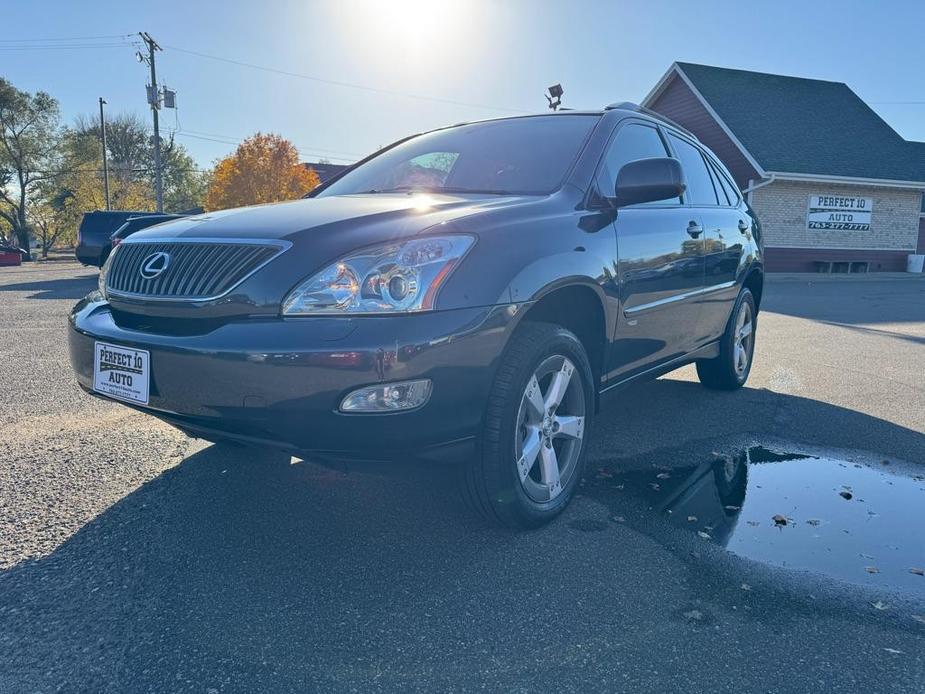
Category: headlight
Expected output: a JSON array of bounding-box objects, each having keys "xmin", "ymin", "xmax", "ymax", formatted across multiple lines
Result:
[
  {"xmin": 98, "ymin": 245, "xmax": 120, "ymax": 299},
  {"xmin": 281, "ymin": 235, "xmax": 474, "ymax": 315}
]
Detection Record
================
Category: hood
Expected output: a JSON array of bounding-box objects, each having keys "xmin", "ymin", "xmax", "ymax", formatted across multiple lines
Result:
[
  {"xmin": 131, "ymin": 193, "xmax": 528, "ymax": 246},
  {"xmin": 105, "ymin": 192, "xmax": 536, "ymax": 325}
]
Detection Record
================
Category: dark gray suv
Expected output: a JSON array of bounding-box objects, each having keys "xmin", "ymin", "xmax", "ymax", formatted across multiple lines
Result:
[{"xmin": 68, "ymin": 103, "xmax": 763, "ymax": 527}]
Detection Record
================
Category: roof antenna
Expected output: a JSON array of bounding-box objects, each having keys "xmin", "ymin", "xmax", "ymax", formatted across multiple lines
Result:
[{"xmin": 545, "ymin": 84, "xmax": 563, "ymax": 111}]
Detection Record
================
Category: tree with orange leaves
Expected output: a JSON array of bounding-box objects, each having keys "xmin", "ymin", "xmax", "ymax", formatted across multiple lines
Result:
[{"xmin": 205, "ymin": 133, "xmax": 320, "ymax": 211}]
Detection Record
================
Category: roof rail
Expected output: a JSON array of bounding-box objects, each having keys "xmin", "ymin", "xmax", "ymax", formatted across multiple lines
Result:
[
  {"xmin": 604, "ymin": 101, "xmax": 696, "ymax": 139},
  {"xmin": 604, "ymin": 101, "xmax": 642, "ymax": 111}
]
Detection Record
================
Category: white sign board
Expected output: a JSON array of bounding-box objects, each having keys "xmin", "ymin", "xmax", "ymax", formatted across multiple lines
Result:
[
  {"xmin": 807, "ymin": 195, "xmax": 872, "ymax": 231},
  {"xmin": 93, "ymin": 341, "xmax": 150, "ymax": 405}
]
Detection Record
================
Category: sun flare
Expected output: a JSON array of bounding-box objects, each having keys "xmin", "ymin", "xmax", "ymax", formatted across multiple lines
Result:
[{"xmin": 343, "ymin": 0, "xmax": 468, "ymax": 56}]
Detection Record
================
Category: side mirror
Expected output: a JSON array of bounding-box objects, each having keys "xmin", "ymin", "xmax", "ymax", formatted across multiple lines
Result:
[{"xmin": 613, "ymin": 157, "xmax": 685, "ymax": 208}]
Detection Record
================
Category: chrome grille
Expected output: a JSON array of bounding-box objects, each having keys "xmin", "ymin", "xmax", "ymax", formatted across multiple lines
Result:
[{"xmin": 106, "ymin": 239, "xmax": 287, "ymax": 300}]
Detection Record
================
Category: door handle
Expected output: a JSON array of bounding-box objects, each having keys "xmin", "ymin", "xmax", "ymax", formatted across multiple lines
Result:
[
  {"xmin": 738, "ymin": 219, "xmax": 750, "ymax": 233},
  {"xmin": 687, "ymin": 222, "xmax": 703, "ymax": 238}
]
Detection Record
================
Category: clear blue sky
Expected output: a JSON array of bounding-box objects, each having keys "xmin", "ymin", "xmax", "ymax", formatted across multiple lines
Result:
[{"xmin": 3, "ymin": 0, "xmax": 923, "ymax": 170}]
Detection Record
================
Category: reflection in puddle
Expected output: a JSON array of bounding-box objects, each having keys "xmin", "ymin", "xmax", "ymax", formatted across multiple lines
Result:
[{"xmin": 601, "ymin": 447, "xmax": 925, "ymax": 595}]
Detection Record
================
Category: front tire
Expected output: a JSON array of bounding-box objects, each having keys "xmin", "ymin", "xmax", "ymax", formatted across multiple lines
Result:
[
  {"xmin": 696, "ymin": 288, "xmax": 757, "ymax": 390},
  {"xmin": 463, "ymin": 322, "xmax": 594, "ymax": 528}
]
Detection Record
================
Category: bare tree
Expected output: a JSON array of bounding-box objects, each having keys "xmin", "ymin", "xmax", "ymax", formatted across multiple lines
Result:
[{"xmin": 28, "ymin": 203, "xmax": 66, "ymax": 258}]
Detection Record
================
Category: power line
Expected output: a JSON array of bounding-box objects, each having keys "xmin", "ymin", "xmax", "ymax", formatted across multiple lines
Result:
[
  {"xmin": 0, "ymin": 43, "xmax": 134, "ymax": 51},
  {"xmin": 180, "ymin": 128, "xmax": 364, "ymax": 157},
  {"xmin": 176, "ymin": 128, "xmax": 363, "ymax": 158},
  {"xmin": 0, "ymin": 34, "xmax": 133, "ymax": 42},
  {"xmin": 28, "ymin": 167, "xmax": 208, "ymax": 175},
  {"xmin": 174, "ymin": 131, "xmax": 358, "ymax": 163},
  {"xmin": 163, "ymin": 44, "xmax": 529, "ymax": 114}
]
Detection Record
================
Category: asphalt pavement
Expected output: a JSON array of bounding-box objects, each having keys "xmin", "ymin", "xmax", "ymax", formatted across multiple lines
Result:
[{"xmin": 1, "ymin": 261, "xmax": 923, "ymax": 693}]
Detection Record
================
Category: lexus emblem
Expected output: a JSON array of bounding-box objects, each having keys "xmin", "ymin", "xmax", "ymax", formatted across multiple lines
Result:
[{"xmin": 140, "ymin": 251, "xmax": 171, "ymax": 279}]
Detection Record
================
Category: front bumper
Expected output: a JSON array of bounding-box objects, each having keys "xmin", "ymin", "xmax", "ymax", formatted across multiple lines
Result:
[{"xmin": 68, "ymin": 298, "xmax": 518, "ymax": 461}]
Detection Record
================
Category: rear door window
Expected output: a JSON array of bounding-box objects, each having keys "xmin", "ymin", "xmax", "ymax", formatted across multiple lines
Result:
[{"xmin": 667, "ymin": 134, "xmax": 719, "ymax": 206}]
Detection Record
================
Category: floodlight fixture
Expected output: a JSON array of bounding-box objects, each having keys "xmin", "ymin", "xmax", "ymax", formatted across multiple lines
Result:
[{"xmin": 546, "ymin": 83, "xmax": 563, "ymax": 111}]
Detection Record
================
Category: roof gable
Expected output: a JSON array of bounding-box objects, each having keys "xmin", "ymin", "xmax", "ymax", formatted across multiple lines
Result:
[{"xmin": 667, "ymin": 62, "xmax": 925, "ymax": 184}]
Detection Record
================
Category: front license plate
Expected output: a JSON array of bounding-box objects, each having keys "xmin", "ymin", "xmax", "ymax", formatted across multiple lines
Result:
[{"xmin": 93, "ymin": 341, "xmax": 150, "ymax": 405}]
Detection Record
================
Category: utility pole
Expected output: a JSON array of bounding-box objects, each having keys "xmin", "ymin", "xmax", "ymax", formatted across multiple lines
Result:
[
  {"xmin": 98, "ymin": 97, "xmax": 111, "ymax": 210},
  {"xmin": 139, "ymin": 32, "xmax": 164, "ymax": 212}
]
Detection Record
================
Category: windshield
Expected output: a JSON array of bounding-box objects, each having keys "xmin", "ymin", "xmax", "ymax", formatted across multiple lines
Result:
[{"xmin": 317, "ymin": 115, "xmax": 599, "ymax": 197}]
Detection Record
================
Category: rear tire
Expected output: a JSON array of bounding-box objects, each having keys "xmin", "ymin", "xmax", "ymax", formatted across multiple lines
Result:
[
  {"xmin": 696, "ymin": 288, "xmax": 756, "ymax": 390},
  {"xmin": 463, "ymin": 322, "xmax": 594, "ymax": 528}
]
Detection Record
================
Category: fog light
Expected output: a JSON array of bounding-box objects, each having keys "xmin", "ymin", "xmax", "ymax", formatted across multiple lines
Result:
[{"xmin": 339, "ymin": 379, "xmax": 432, "ymax": 412}]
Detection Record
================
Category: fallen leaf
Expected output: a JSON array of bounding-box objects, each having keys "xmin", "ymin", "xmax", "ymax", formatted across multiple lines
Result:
[
  {"xmin": 883, "ymin": 648, "xmax": 903, "ymax": 655},
  {"xmin": 872, "ymin": 601, "xmax": 890, "ymax": 611},
  {"xmin": 656, "ymin": 472, "xmax": 671, "ymax": 479},
  {"xmin": 865, "ymin": 566, "xmax": 880, "ymax": 574},
  {"xmin": 687, "ymin": 516, "xmax": 698, "ymax": 522},
  {"xmin": 839, "ymin": 490, "xmax": 853, "ymax": 500},
  {"xmin": 909, "ymin": 568, "xmax": 925, "ymax": 576},
  {"xmin": 772, "ymin": 514, "xmax": 788, "ymax": 526},
  {"xmin": 697, "ymin": 531, "xmax": 712, "ymax": 540}
]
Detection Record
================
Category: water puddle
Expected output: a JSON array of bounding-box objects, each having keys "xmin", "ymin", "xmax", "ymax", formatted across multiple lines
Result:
[{"xmin": 596, "ymin": 447, "xmax": 925, "ymax": 595}]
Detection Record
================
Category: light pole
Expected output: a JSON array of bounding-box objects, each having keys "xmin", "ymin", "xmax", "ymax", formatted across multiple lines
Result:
[{"xmin": 98, "ymin": 97, "xmax": 111, "ymax": 210}]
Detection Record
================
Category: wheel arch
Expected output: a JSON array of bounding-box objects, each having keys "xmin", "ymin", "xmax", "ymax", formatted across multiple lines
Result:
[
  {"xmin": 511, "ymin": 281, "xmax": 609, "ymax": 407},
  {"xmin": 742, "ymin": 263, "xmax": 764, "ymax": 310}
]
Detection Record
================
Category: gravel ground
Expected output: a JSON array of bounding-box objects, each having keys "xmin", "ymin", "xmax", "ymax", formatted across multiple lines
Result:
[{"xmin": 0, "ymin": 261, "xmax": 923, "ymax": 693}]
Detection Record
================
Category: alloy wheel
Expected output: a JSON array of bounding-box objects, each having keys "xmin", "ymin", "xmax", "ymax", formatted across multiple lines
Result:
[
  {"xmin": 514, "ymin": 355, "xmax": 586, "ymax": 502},
  {"xmin": 733, "ymin": 301, "xmax": 753, "ymax": 376}
]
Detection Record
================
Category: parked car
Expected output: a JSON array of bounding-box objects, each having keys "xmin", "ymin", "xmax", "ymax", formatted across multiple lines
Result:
[
  {"xmin": 75, "ymin": 211, "xmax": 164, "ymax": 268},
  {"xmin": 68, "ymin": 104, "xmax": 763, "ymax": 527},
  {"xmin": 77, "ymin": 210, "xmax": 201, "ymax": 268},
  {"xmin": 0, "ymin": 243, "xmax": 24, "ymax": 267},
  {"xmin": 110, "ymin": 213, "xmax": 191, "ymax": 249}
]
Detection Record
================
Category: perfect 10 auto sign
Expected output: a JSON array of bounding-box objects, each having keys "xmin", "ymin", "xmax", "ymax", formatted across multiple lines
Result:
[{"xmin": 807, "ymin": 194, "xmax": 873, "ymax": 231}]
